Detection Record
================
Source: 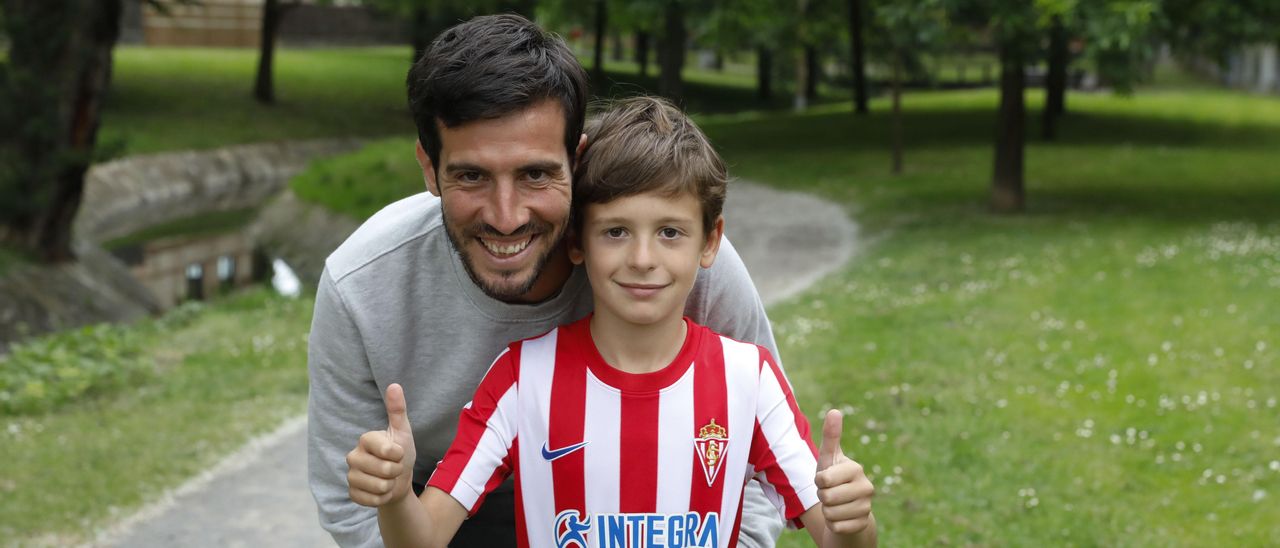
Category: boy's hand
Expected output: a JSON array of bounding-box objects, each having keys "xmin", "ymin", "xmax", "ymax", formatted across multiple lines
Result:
[
  {"xmin": 347, "ymin": 383, "xmax": 417, "ymax": 507},
  {"xmin": 816, "ymin": 410, "xmax": 875, "ymax": 537}
]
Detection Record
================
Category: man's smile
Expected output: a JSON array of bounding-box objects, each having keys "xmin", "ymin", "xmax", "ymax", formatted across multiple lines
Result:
[{"xmin": 479, "ymin": 235, "xmax": 535, "ymax": 257}]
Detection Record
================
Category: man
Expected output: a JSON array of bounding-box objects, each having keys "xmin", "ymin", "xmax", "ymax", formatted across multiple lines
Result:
[{"xmin": 309, "ymin": 14, "xmax": 783, "ymax": 547}]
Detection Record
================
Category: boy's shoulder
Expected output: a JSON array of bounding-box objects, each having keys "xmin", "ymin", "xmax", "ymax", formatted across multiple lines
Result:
[{"xmin": 692, "ymin": 319, "xmax": 777, "ymax": 367}]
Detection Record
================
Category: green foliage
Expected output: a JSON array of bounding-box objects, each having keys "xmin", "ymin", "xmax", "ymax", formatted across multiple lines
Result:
[
  {"xmin": 1161, "ymin": 0, "xmax": 1280, "ymax": 62},
  {"xmin": 289, "ymin": 138, "xmax": 425, "ymax": 220},
  {"xmin": 0, "ymin": 323, "xmax": 153, "ymax": 415},
  {"xmin": 0, "ymin": 289, "xmax": 313, "ymax": 543}
]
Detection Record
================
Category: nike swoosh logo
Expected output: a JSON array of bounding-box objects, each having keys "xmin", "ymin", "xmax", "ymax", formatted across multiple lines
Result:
[{"xmin": 541, "ymin": 441, "xmax": 589, "ymax": 461}]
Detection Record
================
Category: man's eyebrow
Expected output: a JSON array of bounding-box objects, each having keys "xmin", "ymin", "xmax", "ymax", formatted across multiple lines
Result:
[
  {"xmin": 443, "ymin": 162, "xmax": 489, "ymax": 175},
  {"xmin": 519, "ymin": 161, "xmax": 564, "ymax": 173}
]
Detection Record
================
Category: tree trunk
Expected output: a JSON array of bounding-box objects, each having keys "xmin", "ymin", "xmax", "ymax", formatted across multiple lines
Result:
[
  {"xmin": 892, "ymin": 55, "xmax": 903, "ymax": 174},
  {"xmin": 794, "ymin": 46, "xmax": 808, "ymax": 111},
  {"xmin": 0, "ymin": 0, "xmax": 121, "ymax": 262},
  {"xmin": 591, "ymin": 0, "xmax": 607, "ymax": 83},
  {"xmin": 992, "ymin": 41, "xmax": 1026, "ymax": 213},
  {"xmin": 611, "ymin": 32, "xmax": 624, "ymax": 62},
  {"xmin": 253, "ymin": 0, "xmax": 282, "ymax": 104},
  {"xmin": 635, "ymin": 31, "xmax": 651, "ymax": 77},
  {"xmin": 756, "ymin": 47, "xmax": 773, "ymax": 101},
  {"xmin": 847, "ymin": 0, "xmax": 868, "ymax": 114},
  {"xmin": 1042, "ymin": 14, "xmax": 1069, "ymax": 140},
  {"xmin": 410, "ymin": 6, "xmax": 430, "ymax": 62},
  {"xmin": 658, "ymin": 1, "xmax": 685, "ymax": 103},
  {"xmin": 805, "ymin": 45, "xmax": 819, "ymax": 101}
]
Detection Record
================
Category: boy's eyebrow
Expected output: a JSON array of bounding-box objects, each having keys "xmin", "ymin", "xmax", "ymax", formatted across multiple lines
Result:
[{"xmin": 590, "ymin": 215, "xmax": 697, "ymax": 226}]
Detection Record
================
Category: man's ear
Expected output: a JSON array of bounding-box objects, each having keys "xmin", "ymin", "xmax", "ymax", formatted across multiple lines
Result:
[
  {"xmin": 566, "ymin": 227, "xmax": 585, "ymax": 266},
  {"xmin": 416, "ymin": 139, "xmax": 440, "ymax": 196},
  {"xmin": 700, "ymin": 215, "xmax": 725, "ymax": 269},
  {"xmin": 573, "ymin": 133, "xmax": 588, "ymax": 171}
]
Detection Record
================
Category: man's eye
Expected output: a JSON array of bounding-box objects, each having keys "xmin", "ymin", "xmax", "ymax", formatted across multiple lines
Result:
[
  {"xmin": 605, "ymin": 227, "xmax": 626, "ymax": 238},
  {"xmin": 458, "ymin": 172, "xmax": 482, "ymax": 183},
  {"xmin": 526, "ymin": 169, "xmax": 546, "ymax": 181}
]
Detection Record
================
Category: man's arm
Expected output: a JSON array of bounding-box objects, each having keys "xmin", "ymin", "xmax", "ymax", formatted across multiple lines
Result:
[
  {"xmin": 308, "ymin": 268, "xmax": 386, "ymax": 547},
  {"xmin": 689, "ymin": 235, "xmax": 787, "ymax": 547}
]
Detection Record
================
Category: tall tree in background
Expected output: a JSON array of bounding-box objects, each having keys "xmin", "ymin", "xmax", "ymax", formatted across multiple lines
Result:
[
  {"xmin": 872, "ymin": 0, "xmax": 947, "ymax": 174},
  {"xmin": 847, "ymin": 0, "xmax": 869, "ymax": 114},
  {"xmin": 0, "ymin": 0, "xmax": 122, "ymax": 262},
  {"xmin": 591, "ymin": 0, "xmax": 608, "ymax": 81},
  {"xmin": 658, "ymin": 0, "xmax": 686, "ymax": 102},
  {"xmin": 253, "ymin": 0, "xmax": 301, "ymax": 104},
  {"xmin": 1041, "ymin": 13, "xmax": 1068, "ymax": 139}
]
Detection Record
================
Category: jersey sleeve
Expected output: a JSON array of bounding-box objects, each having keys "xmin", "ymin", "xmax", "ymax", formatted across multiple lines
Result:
[
  {"xmin": 748, "ymin": 347, "xmax": 820, "ymax": 528},
  {"xmin": 425, "ymin": 344, "xmax": 521, "ymax": 515}
]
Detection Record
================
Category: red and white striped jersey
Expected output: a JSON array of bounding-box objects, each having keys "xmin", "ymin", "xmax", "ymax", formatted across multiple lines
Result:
[{"xmin": 427, "ymin": 316, "xmax": 819, "ymax": 548}]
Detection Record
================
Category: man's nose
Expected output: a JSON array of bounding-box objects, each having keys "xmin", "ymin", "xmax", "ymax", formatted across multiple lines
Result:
[{"xmin": 484, "ymin": 180, "xmax": 529, "ymax": 234}]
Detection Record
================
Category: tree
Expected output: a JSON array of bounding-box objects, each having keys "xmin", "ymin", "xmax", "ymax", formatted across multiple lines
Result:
[
  {"xmin": 847, "ymin": 0, "xmax": 869, "ymax": 114},
  {"xmin": 871, "ymin": 0, "xmax": 947, "ymax": 174},
  {"xmin": 591, "ymin": 0, "xmax": 607, "ymax": 82},
  {"xmin": 0, "ymin": 0, "xmax": 124, "ymax": 262},
  {"xmin": 253, "ymin": 0, "xmax": 302, "ymax": 104},
  {"xmin": 658, "ymin": 0, "xmax": 686, "ymax": 102}
]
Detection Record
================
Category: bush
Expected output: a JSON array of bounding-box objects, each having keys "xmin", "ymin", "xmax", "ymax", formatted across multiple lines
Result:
[{"xmin": 0, "ymin": 323, "xmax": 154, "ymax": 415}]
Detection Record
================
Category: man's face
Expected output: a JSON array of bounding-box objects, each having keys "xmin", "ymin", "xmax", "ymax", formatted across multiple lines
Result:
[{"xmin": 422, "ymin": 100, "xmax": 574, "ymax": 302}]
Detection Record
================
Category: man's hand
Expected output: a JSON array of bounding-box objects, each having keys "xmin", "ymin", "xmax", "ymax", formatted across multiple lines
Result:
[
  {"xmin": 347, "ymin": 383, "xmax": 417, "ymax": 507},
  {"xmin": 816, "ymin": 409, "xmax": 875, "ymax": 541}
]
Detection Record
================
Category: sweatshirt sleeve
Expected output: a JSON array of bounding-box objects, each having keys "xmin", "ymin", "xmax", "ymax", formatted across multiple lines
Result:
[
  {"xmin": 306, "ymin": 268, "xmax": 386, "ymax": 548},
  {"xmin": 426, "ymin": 346, "xmax": 520, "ymax": 514}
]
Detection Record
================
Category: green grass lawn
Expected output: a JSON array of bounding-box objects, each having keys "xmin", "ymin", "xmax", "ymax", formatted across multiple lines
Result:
[
  {"xmin": 0, "ymin": 290, "xmax": 313, "ymax": 543},
  {"xmin": 697, "ymin": 89, "xmax": 1280, "ymax": 545}
]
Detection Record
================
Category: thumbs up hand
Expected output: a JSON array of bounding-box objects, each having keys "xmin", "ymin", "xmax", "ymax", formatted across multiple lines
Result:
[
  {"xmin": 347, "ymin": 383, "xmax": 418, "ymax": 507},
  {"xmin": 815, "ymin": 410, "xmax": 876, "ymax": 539}
]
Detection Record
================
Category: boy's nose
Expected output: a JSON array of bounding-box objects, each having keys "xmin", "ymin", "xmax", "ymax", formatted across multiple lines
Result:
[{"xmin": 628, "ymin": 240, "xmax": 657, "ymax": 271}]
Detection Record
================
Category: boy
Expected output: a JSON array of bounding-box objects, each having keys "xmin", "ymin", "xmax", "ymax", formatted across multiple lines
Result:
[{"xmin": 354, "ymin": 97, "xmax": 877, "ymax": 548}]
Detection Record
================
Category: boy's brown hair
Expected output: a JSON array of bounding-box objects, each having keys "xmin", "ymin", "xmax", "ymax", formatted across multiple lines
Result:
[{"xmin": 573, "ymin": 96, "xmax": 727, "ymax": 234}]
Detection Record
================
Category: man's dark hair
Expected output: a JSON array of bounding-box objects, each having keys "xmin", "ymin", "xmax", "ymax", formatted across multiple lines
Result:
[{"xmin": 407, "ymin": 14, "xmax": 589, "ymax": 170}]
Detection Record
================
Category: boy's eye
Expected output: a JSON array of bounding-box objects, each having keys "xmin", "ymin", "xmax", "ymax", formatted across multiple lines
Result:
[
  {"xmin": 659, "ymin": 227, "xmax": 682, "ymax": 239},
  {"xmin": 605, "ymin": 227, "xmax": 627, "ymax": 238}
]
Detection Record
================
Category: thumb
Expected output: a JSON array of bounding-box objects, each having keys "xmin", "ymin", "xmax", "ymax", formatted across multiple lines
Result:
[
  {"xmin": 817, "ymin": 409, "xmax": 844, "ymax": 471},
  {"xmin": 384, "ymin": 383, "xmax": 412, "ymax": 439}
]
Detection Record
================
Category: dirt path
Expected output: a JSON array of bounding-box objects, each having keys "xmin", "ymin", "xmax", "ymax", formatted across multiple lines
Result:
[{"xmin": 97, "ymin": 180, "xmax": 858, "ymax": 547}]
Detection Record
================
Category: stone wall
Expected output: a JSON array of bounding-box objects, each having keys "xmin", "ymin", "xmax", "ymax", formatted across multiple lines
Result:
[{"xmin": 1, "ymin": 138, "xmax": 367, "ymax": 349}]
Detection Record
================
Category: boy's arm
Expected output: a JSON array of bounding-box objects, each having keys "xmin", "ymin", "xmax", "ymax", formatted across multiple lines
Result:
[
  {"xmin": 800, "ymin": 410, "xmax": 877, "ymax": 548},
  {"xmin": 378, "ymin": 487, "xmax": 469, "ymax": 548}
]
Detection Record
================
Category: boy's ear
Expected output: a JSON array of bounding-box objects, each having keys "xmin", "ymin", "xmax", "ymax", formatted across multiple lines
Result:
[
  {"xmin": 573, "ymin": 133, "xmax": 588, "ymax": 171},
  {"xmin": 567, "ymin": 227, "xmax": 585, "ymax": 265},
  {"xmin": 699, "ymin": 216, "xmax": 725, "ymax": 269},
  {"xmin": 416, "ymin": 139, "xmax": 440, "ymax": 196}
]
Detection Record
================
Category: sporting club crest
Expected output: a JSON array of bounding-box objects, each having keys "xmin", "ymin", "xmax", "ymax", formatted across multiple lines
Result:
[{"xmin": 694, "ymin": 418, "xmax": 728, "ymax": 486}]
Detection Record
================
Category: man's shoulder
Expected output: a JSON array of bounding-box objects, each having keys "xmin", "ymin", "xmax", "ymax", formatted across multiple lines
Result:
[{"xmin": 324, "ymin": 192, "xmax": 445, "ymax": 284}]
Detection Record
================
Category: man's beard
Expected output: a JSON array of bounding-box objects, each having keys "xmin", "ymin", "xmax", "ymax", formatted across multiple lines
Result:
[{"xmin": 441, "ymin": 207, "xmax": 567, "ymax": 301}]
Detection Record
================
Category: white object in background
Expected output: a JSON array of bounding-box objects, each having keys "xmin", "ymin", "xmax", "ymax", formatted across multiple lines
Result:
[{"xmin": 271, "ymin": 258, "xmax": 301, "ymax": 298}]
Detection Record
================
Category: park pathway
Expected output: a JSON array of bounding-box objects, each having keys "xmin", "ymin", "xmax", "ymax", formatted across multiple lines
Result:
[{"xmin": 97, "ymin": 180, "xmax": 858, "ymax": 547}]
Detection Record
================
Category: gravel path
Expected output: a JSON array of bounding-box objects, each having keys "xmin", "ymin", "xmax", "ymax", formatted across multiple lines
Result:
[{"xmin": 97, "ymin": 180, "xmax": 858, "ymax": 547}]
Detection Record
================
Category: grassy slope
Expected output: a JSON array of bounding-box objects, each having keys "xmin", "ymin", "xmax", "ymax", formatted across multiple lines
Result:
[
  {"xmin": 0, "ymin": 291, "xmax": 312, "ymax": 542},
  {"xmin": 698, "ymin": 89, "xmax": 1280, "ymax": 545}
]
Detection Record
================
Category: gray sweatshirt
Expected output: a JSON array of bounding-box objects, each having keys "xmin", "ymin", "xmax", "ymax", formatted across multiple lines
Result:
[{"xmin": 307, "ymin": 193, "xmax": 785, "ymax": 547}]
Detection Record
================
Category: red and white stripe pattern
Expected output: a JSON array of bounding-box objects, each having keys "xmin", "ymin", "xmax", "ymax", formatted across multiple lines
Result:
[{"xmin": 428, "ymin": 317, "xmax": 819, "ymax": 548}]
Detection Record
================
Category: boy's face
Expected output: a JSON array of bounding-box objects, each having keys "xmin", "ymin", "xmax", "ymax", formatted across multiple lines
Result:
[{"xmin": 570, "ymin": 190, "xmax": 724, "ymax": 328}]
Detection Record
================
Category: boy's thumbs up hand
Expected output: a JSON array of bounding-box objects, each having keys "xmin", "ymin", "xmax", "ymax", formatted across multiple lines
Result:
[
  {"xmin": 815, "ymin": 410, "xmax": 876, "ymax": 537},
  {"xmin": 347, "ymin": 383, "xmax": 417, "ymax": 507}
]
